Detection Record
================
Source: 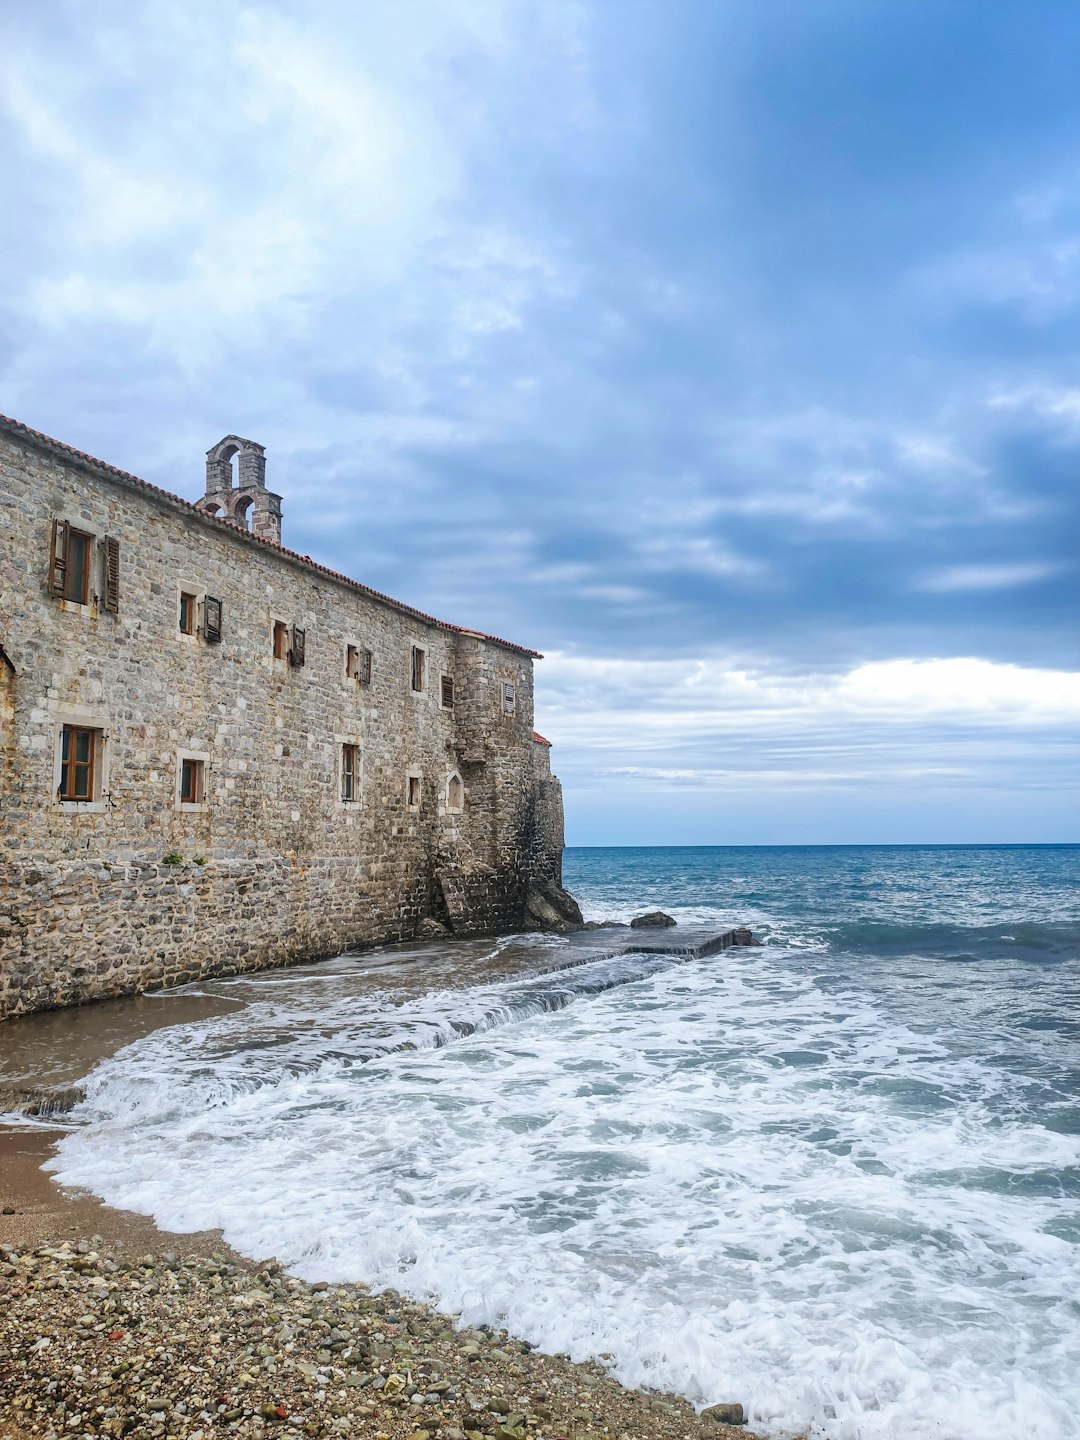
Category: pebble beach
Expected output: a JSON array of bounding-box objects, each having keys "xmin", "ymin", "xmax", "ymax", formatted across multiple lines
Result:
[{"xmin": 0, "ymin": 1226, "xmax": 758, "ymax": 1440}]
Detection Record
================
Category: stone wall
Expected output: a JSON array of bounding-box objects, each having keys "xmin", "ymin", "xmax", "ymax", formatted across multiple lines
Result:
[{"xmin": 0, "ymin": 421, "xmax": 565, "ymax": 1018}]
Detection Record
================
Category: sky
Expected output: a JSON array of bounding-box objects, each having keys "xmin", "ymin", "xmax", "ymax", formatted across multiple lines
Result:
[{"xmin": 2, "ymin": 0, "xmax": 1078, "ymax": 844}]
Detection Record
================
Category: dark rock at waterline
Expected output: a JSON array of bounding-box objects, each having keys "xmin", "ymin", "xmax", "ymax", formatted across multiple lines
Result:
[
  {"xmin": 701, "ymin": 1402, "xmax": 746, "ymax": 1426},
  {"xmin": 417, "ymin": 916, "xmax": 450, "ymax": 938},
  {"xmin": 582, "ymin": 920, "xmax": 629, "ymax": 930},
  {"xmin": 630, "ymin": 910, "xmax": 676, "ymax": 929},
  {"xmin": 524, "ymin": 881, "xmax": 584, "ymax": 934}
]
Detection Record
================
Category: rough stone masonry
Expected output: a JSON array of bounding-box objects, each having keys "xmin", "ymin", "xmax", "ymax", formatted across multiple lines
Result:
[{"xmin": 0, "ymin": 416, "xmax": 576, "ymax": 1019}]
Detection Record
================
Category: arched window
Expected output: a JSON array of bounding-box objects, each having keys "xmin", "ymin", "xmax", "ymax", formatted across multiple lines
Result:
[
  {"xmin": 446, "ymin": 771, "xmax": 464, "ymax": 813},
  {"xmin": 233, "ymin": 494, "xmax": 253, "ymax": 530},
  {"xmin": 203, "ymin": 502, "xmax": 223, "ymax": 518}
]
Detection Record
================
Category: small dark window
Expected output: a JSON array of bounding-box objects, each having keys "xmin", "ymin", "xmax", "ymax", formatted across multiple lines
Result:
[
  {"xmin": 342, "ymin": 744, "xmax": 359, "ymax": 802},
  {"xmin": 502, "ymin": 682, "xmax": 516, "ymax": 715},
  {"xmin": 49, "ymin": 521, "xmax": 93, "ymax": 605},
  {"xmin": 411, "ymin": 646, "xmax": 425, "ymax": 693},
  {"xmin": 180, "ymin": 757, "xmax": 204, "ymax": 805},
  {"xmin": 273, "ymin": 621, "xmax": 288, "ymax": 660},
  {"xmin": 407, "ymin": 775, "xmax": 421, "ymax": 808},
  {"xmin": 441, "ymin": 674, "xmax": 455, "ymax": 709},
  {"xmin": 179, "ymin": 593, "xmax": 196, "ymax": 635},
  {"xmin": 59, "ymin": 725, "xmax": 98, "ymax": 801},
  {"xmin": 203, "ymin": 595, "xmax": 223, "ymax": 643}
]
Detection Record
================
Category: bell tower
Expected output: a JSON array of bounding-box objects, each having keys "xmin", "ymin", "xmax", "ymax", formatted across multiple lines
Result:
[{"xmin": 199, "ymin": 435, "xmax": 283, "ymax": 545}]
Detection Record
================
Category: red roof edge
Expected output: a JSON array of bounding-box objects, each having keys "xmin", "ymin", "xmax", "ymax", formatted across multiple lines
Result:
[
  {"xmin": 533, "ymin": 731, "xmax": 553, "ymax": 746},
  {"xmin": 0, "ymin": 414, "xmax": 542, "ymax": 660}
]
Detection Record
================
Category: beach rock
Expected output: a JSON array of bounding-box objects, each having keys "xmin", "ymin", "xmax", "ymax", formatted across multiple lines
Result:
[
  {"xmin": 701, "ymin": 1401, "xmax": 746, "ymax": 1425},
  {"xmin": 524, "ymin": 881, "xmax": 584, "ymax": 934},
  {"xmin": 417, "ymin": 917, "xmax": 449, "ymax": 939},
  {"xmin": 630, "ymin": 910, "xmax": 676, "ymax": 928}
]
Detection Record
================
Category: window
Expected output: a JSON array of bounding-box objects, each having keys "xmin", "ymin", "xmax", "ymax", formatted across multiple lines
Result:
[
  {"xmin": 180, "ymin": 757, "xmax": 204, "ymax": 805},
  {"xmin": 59, "ymin": 725, "xmax": 99, "ymax": 801},
  {"xmin": 48, "ymin": 521, "xmax": 93, "ymax": 605},
  {"xmin": 411, "ymin": 646, "xmax": 425, "ymax": 693},
  {"xmin": 179, "ymin": 592, "xmax": 196, "ymax": 635},
  {"xmin": 341, "ymin": 744, "xmax": 359, "ymax": 802},
  {"xmin": 407, "ymin": 774, "xmax": 422, "ymax": 809},
  {"xmin": 441, "ymin": 674, "xmax": 455, "ymax": 709},
  {"xmin": 273, "ymin": 620, "xmax": 289, "ymax": 660},
  {"xmin": 176, "ymin": 752, "xmax": 209, "ymax": 810},
  {"xmin": 290, "ymin": 626, "xmax": 306, "ymax": 668},
  {"xmin": 502, "ymin": 682, "xmax": 516, "ymax": 715},
  {"xmin": 446, "ymin": 771, "xmax": 464, "ymax": 812}
]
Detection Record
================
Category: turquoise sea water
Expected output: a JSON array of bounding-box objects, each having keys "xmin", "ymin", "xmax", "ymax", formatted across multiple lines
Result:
[{"xmin": 43, "ymin": 844, "xmax": 1080, "ymax": 1440}]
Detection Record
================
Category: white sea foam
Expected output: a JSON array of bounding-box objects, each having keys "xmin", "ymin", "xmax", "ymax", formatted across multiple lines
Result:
[{"xmin": 49, "ymin": 938, "xmax": 1080, "ymax": 1440}]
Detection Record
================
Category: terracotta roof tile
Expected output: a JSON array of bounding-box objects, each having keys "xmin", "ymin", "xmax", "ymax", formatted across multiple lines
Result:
[
  {"xmin": 0, "ymin": 414, "xmax": 542, "ymax": 659},
  {"xmin": 533, "ymin": 731, "xmax": 553, "ymax": 746}
]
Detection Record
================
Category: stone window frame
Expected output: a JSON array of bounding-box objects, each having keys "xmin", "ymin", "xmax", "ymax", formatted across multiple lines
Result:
[
  {"xmin": 445, "ymin": 769, "xmax": 465, "ymax": 814},
  {"xmin": 345, "ymin": 643, "xmax": 373, "ymax": 686},
  {"xmin": 52, "ymin": 708, "xmax": 110, "ymax": 814},
  {"xmin": 175, "ymin": 750, "xmax": 210, "ymax": 812},
  {"xmin": 48, "ymin": 515, "xmax": 113, "ymax": 611},
  {"xmin": 177, "ymin": 583, "xmax": 200, "ymax": 642},
  {"xmin": 406, "ymin": 769, "xmax": 422, "ymax": 811},
  {"xmin": 338, "ymin": 739, "xmax": 363, "ymax": 806}
]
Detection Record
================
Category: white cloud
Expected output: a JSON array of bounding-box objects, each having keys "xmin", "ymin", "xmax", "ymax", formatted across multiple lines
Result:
[{"xmin": 916, "ymin": 562, "xmax": 1065, "ymax": 592}]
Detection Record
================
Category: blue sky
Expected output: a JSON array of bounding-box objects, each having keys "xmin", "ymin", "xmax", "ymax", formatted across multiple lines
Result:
[{"xmin": 2, "ymin": 0, "xmax": 1078, "ymax": 843}]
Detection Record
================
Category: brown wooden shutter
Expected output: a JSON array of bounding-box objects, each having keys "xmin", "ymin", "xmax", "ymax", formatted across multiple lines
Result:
[
  {"xmin": 441, "ymin": 674, "xmax": 454, "ymax": 708},
  {"xmin": 360, "ymin": 648, "xmax": 372, "ymax": 685},
  {"xmin": 203, "ymin": 595, "xmax": 223, "ymax": 643},
  {"xmin": 48, "ymin": 519, "xmax": 69, "ymax": 597},
  {"xmin": 290, "ymin": 625, "xmax": 306, "ymax": 667},
  {"xmin": 102, "ymin": 537, "xmax": 120, "ymax": 614}
]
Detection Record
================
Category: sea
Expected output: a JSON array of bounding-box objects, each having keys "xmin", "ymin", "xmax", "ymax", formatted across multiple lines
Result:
[{"xmin": 34, "ymin": 845, "xmax": 1080, "ymax": 1440}]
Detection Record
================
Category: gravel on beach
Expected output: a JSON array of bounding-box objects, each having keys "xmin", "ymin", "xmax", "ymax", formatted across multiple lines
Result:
[{"xmin": 0, "ymin": 1236, "xmax": 762, "ymax": 1440}]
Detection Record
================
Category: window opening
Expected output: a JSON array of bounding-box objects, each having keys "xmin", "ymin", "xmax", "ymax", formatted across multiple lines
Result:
[
  {"xmin": 180, "ymin": 757, "xmax": 204, "ymax": 805},
  {"xmin": 447, "ymin": 772, "xmax": 464, "ymax": 811},
  {"xmin": 59, "ymin": 725, "xmax": 97, "ymax": 801},
  {"xmin": 49, "ymin": 522, "xmax": 93, "ymax": 604},
  {"xmin": 342, "ymin": 744, "xmax": 359, "ymax": 802},
  {"xmin": 273, "ymin": 620, "xmax": 289, "ymax": 660},
  {"xmin": 411, "ymin": 646, "xmax": 425, "ymax": 693},
  {"xmin": 407, "ymin": 775, "xmax": 421, "ymax": 808},
  {"xmin": 179, "ymin": 593, "xmax": 196, "ymax": 635}
]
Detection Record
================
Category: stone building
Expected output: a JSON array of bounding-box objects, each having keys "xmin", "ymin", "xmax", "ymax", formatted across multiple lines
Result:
[{"xmin": 0, "ymin": 415, "xmax": 575, "ymax": 1020}]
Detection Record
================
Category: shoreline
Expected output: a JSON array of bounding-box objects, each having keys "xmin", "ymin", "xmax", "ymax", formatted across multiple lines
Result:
[
  {"xmin": 1, "ymin": 930, "xmax": 768, "ymax": 1440},
  {"xmin": 0, "ymin": 1130, "xmax": 762, "ymax": 1440}
]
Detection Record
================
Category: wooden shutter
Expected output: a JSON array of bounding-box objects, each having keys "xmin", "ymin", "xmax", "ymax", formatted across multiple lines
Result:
[
  {"xmin": 291, "ymin": 625, "xmax": 306, "ymax": 667},
  {"xmin": 48, "ymin": 519, "xmax": 69, "ymax": 597},
  {"xmin": 203, "ymin": 595, "xmax": 223, "ymax": 643},
  {"xmin": 360, "ymin": 648, "xmax": 372, "ymax": 685},
  {"xmin": 441, "ymin": 674, "xmax": 454, "ymax": 708},
  {"xmin": 102, "ymin": 537, "xmax": 120, "ymax": 614}
]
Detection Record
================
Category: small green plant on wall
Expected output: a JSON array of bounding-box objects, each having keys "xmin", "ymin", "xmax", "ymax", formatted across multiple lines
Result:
[{"xmin": 161, "ymin": 851, "xmax": 184, "ymax": 866}]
